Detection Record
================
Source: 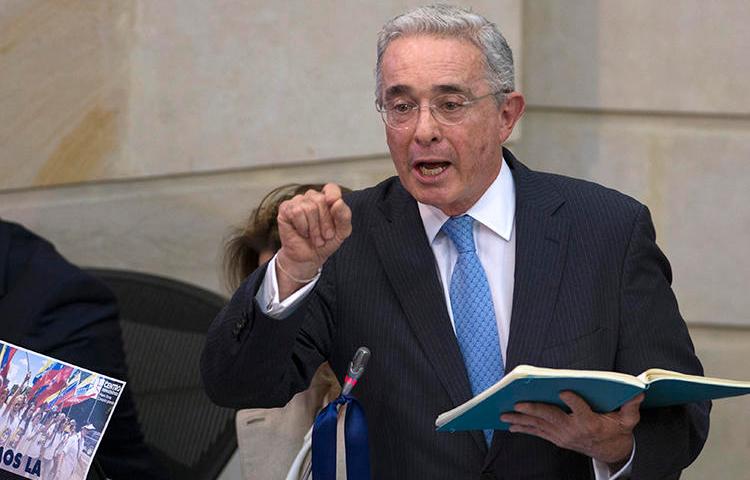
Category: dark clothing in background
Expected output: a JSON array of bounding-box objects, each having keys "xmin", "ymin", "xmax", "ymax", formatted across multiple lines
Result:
[{"xmin": 0, "ymin": 220, "xmax": 167, "ymax": 479}]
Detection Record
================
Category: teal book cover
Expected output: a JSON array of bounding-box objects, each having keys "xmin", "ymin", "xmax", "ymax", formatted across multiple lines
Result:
[
  {"xmin": 436, "ymin": 374, "xmax": 643, "ymax": 432},
  {"xmin": 642, "ymin": 378, "xmax": 750, "ymax": 408},
  {"xmin": 436, "ymin": 365, "xmax": 750, "ymax": 433}
]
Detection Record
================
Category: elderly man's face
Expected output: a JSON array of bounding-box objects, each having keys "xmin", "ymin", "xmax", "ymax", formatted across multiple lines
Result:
[{"xmin": 380, "ymin": 35, "xmax": 521, "ymax": 216}]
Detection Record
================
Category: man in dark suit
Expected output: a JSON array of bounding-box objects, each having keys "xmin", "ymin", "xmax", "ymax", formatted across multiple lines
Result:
[
  {"xmin": 0, "ymin": 220, "xmax": 167, "ymax": 479},
  {"xmin": 201, "ymin": 5, "xmax": 709, "ymax": 479}
]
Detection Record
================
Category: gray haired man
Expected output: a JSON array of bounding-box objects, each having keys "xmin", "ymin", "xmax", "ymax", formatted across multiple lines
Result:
[{"xmin": 203, "ymin": 5, "xmax": 709, "ymax": 479}]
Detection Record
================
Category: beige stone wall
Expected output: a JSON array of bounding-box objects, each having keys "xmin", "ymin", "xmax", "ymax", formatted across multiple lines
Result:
[
  {"xmin": 0, "ymin": 0, "xmax": 521, "ymax": 280},
  {"xmin": 690, "ymin": 326, "xmax": 750, "ymax": 477},
  {"xmin": 516, "ymin": 1, "xmax": 750, "ymax": 477},
  {"xmin": 0, "ymin": 0, "xmax": 521, "ymax": 191},
  {"xmin": 0, "ymin": 155, "xmax": 395, "ymax": 295},
  {"xmin": 0, "ymin": 1, "xmax": 133, "ymax": 188},
  {"xmin": 0, "ymin": 0, "xmax": 522, "ymax": 281}
]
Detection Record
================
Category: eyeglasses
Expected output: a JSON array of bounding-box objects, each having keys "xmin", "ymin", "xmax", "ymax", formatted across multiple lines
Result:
[{"xmin": 377, "ymin": 91, "xmax": 507, "ymax": 130}]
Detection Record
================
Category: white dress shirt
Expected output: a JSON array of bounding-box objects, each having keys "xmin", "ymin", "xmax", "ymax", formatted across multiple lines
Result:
[
  {"xmin": 256, "ymin": 157, "xmax": 633, "ymax": 479},
  {"xmin": 417, "ymin": 157, "xmax": 516, "ymax": 364}
]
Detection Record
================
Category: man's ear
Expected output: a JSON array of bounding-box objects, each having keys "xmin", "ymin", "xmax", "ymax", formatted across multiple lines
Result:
[{"xmin": 498, "ymin": 91, "xmax": 526, "ymax": 143}]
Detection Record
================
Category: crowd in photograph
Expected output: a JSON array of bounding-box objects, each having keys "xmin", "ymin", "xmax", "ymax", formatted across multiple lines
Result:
[{"xmin": 0, "ymin": 371, "xmax": 98, "ymax": 478}]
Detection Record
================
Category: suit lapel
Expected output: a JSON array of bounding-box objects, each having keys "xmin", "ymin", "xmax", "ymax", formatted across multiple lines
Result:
[
  {"xmin": 503, "ymin": 151, "xmax": 569, "ymax": 371},
  {"xmin": 370, "ymin": 182, "xmax": 488, "ymax": 453},
  {"xmin": 485, "ymin": 150, "xmax": 570, "ymax": 465}
]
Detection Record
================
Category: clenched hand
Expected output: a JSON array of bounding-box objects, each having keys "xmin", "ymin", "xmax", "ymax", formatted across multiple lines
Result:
[{"xmin": 275, "ymin": 183, "xmax": 352, "ymax": 299}]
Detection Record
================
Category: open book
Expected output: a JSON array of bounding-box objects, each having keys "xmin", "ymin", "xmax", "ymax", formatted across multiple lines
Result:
[{"xmin": 436, "ymin": 364, "xmax": 750, "ymax": 433}]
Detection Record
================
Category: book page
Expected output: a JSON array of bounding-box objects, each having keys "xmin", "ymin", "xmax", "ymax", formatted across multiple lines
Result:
[
  {"xmin": 513, "ymin": 365, "xmax": 644, "ymax": 387},
  {"xmin": 639, "ymin": 368, "xmax": 750, "ymax": 387}
]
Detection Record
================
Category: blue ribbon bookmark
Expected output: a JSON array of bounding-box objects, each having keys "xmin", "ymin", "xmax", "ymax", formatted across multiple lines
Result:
[{"xmin": 312, "ymin": 394, "xmax": 370, "ymax": 480}]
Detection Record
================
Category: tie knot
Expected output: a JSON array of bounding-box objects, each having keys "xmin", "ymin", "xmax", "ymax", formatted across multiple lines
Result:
[{"xmin": 441, "ymin": 215, "xmax": 476, "ymax": 254}]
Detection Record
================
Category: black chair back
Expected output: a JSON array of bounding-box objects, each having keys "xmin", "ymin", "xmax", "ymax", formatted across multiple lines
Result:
[{"xmin": 87, "ymin": 268, "xmax": 235, "ymax": 480}]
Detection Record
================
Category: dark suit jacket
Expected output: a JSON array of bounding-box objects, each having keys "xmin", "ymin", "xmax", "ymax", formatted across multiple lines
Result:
[
  {"xmin": 0, "ymin": 220, "xmax": 166, "ymax": 480},
  {"xmin": 202, "ymin": 150, "xmax": 709, "ymax": 479}
]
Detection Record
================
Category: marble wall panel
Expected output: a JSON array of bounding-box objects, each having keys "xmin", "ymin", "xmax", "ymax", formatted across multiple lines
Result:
[
  {"xmin": 0, "ymin": 156, "xmax": 395, "ymax": 295},
  {"xmin": 684, "ymin": 325, "xmax": 750, "ymax": 479},
  {"xmin": 125, "ymin": 0, "xmax": 522, "ymax": 176},
  {"xmin": 513, "ymin": 110, "xmax": 750, "ymax": 327},
  {"xmin": 0, "ymin": 0, "xmax": 134, "ymax": 189},
  {"xmin": 2, "ymin": 0, "xmax": 521, "ymax": 190},
  {"xmin": 523, "ymin": 0, "xmax": 750, "ymax": 114}
]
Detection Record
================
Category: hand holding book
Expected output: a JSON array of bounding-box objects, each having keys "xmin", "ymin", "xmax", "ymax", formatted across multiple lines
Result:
[
  {"xmin": 436, "ymin": 364, "xmax": 750, "ymax": 433},
  {"xmin": 435, "ymin": 364, "xmax": 750, "ymax": 474},
  {"xmin": 500, "ymin": 390, "xmax": 644, "ymax": 468}
]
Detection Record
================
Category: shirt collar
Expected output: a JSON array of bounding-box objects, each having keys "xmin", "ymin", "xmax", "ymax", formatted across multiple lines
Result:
[{"xmin": 418, "ymin": 156, "xmax": 515, "ymax": 244}]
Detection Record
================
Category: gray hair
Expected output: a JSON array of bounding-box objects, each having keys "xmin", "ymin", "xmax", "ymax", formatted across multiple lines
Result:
[{"xmin": 375, "ymin": 4, "xmax": 515, "ymax": 106}]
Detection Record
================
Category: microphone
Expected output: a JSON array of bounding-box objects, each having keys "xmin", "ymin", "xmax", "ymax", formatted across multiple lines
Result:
[
  {"xmin": 295, "ymin": 347, "xmax": 371, "ymax": 480},
  {"xmin": 341, "ymin": 346, "xmax": 370, "ymax": 396}
]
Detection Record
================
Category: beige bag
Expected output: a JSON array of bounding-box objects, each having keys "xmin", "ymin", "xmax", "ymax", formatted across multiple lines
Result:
[{"xmin": 236, "ymin": 364, "xmax": 341, "ymax": 480}]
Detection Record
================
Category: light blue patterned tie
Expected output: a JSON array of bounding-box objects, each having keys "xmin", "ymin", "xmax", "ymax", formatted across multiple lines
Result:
[{"xmin": 442, "ymin": 215, "xmax": 504, "ymax": 445}]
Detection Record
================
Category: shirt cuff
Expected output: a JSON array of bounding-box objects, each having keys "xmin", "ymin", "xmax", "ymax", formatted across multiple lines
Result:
[
  {"xmin": 591, "ymin": 437, "xmax": 635, "ymax": 480},
  {"xmin": 255, "ymin": 253, "xmax": 320, "ymax": 319}
]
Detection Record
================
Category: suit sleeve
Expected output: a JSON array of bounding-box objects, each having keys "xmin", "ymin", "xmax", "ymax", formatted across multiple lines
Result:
[
  {"xmin": 201, "ymin": 257, "xmax": 337, "ymax": 409},
  {"xmin": 616, "ymin": 206, "xmax": 710, "ymax": 479}
]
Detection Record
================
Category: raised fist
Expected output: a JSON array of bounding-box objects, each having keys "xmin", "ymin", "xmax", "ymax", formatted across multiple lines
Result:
[{"xmin": 275, "ymin": 183, "xmax": 352, "ymax": 296}]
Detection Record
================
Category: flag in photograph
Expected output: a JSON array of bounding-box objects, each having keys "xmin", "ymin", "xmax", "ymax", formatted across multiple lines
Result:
[
  {"xmin": 32, "ymin": 358, "xmax": 55, "ymax": 383},
  {"xmin": 60, "ymin": 372, "xmax": 100, "ymax": 408},
  {"xmin": 45, "ymin": 369, "xmax": 80, "ymax": 408},
  {"xmin": 0, "ymin": 344, "xmax": 16, "ymax": 379},
  {"xmin": 28, "ymin": 360, "xmax": 64, "ymax": 398},
  {"xmin": 33, "ymin": 365, "xmax": 74, "ymax": 406},
  {"xmin": 31, "ymin": 365, "xmax": 68, "ymax": 404}
]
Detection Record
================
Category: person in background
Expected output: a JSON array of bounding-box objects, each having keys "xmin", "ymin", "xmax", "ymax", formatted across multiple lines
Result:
[
  {"xmin": 223, "ymin": 184, "xmax": 348, "ymax": 479},
  {"xmin": 0, "ymin": 372, "xmax": 29, "ymax": 443},
  {"xmin": 39, "ymin": 413, "xmax": 66, "ymax": 479},
  {"xmin": 16, "ymin": 406, "xmax": 45, "ymax": 456},
  {"xmin": 0, "ymin": 219, "xmax": 167, "ymax": 479},
  {"xmin": 0, "ymin": 383, "xmax": 8, "ymax": 406},
  {"xmin": 55, "ymin": 418, "xmax": 83, "ymax": 479}
]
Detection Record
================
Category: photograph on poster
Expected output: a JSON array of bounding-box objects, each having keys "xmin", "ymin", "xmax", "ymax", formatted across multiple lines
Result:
[{"xmin": 0, "ymin": 340, "xmax": 124, "ymax": 480}]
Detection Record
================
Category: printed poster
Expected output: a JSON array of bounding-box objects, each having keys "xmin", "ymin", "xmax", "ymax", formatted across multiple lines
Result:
[{"xmin": 0, "ymin": 340, "xmax": 124, "ymax": 480}]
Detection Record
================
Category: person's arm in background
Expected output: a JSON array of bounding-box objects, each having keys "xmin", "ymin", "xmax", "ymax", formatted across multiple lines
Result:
[{"xmin": 1, "ymin": 221, "xmax": 167, "ymax": 479}]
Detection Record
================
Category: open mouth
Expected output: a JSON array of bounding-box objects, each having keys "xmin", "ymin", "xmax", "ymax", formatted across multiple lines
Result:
[{"xmin": 415, "ymin": 161, "xmax": 451, "ymax": 177}]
